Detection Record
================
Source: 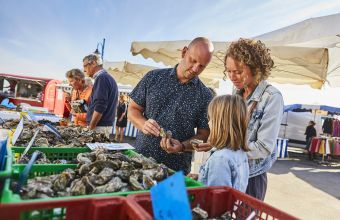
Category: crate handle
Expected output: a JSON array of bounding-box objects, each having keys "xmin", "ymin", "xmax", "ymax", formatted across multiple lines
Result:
[{"xmin": 15, "ymin": 151, "xmax": 40, "ymax": 193}]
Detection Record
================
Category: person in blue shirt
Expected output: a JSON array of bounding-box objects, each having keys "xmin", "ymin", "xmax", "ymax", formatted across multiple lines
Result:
[
  {"xmin": 83, "ymin": 54, "xmax": 118, "ymax": 138},
  {"xmin": 198, "ymin": 95, "xmax": 250, "ymax": 192},
  {"xmin": 128, "ymin": 37, "xmax": 214, "ymax": 173}
]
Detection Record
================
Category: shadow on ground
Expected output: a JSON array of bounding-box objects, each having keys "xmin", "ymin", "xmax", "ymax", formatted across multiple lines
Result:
[{"xmin": 269, "ymin": 147, "xmax": 340, "ymax": 199}]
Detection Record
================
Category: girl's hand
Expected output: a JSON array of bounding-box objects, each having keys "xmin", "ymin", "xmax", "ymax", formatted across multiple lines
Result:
[{"xmin": 187, "ymin": 173, "xmax": 198, "ymax": 180}]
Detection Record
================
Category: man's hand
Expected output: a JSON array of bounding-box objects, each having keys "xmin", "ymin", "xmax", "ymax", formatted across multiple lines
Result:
[
  {"xmin": 142, "ymin": 119, "xmax": 161, "ymax": 136},
  {"xmin": 160, "ymin": 137, "xmax": 183, "ymax": 153}
]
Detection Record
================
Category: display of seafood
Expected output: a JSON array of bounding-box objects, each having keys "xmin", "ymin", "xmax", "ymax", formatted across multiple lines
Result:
[
  {"xmin": 15, "ymin": 125, "xmax": 110, "ymax": 147},
  {"xmin": 17, "ymin": 151, "xmax": 72, "ymax": 164},
  {"xmin": 15, "ymin": 149, "xmax": 175, "ymax": 199},
  {"xmin": 192, "ymin": 205, "xmax": 232, "ymax": 220},
  {"xmin": 1, "ymin": 118, "xmax": 112, "ymax": 147},
  {"xmin": 1, "ymin": 119, "xmax": 39, "ymax": 130}
]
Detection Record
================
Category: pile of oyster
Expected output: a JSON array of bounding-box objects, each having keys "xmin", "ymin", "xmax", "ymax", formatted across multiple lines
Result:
[
  {"xmin": 18, "ymin": 151, "xmax": 73, "ymax": 164},
  {"xmin": 16, "ymin": 149, "xmax": 174, "ymax": 199},
  {"xmin": 3, "ymin": 118, "xmax": 111, "ymax": 147},
  {"xmin": 192, "ymin": 205, "xmax": 232, "ymax": 220},
  {"xmin": 15, "ymin": 125, "xmax": 110, "ymax": 147}
]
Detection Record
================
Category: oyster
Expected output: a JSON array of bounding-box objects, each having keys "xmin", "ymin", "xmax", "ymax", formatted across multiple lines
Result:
[
  {"xmin": 34, "ymin": 137, "xmax": 49, "ymax": 147},
  {"xmin": 142, "ymin": 174, "xmax": 156, "ymax": 189},
  {"xmin": 21, "ymin": 175, "xmax": 56, "ymax": 199},
  {"xmin": 89, "ymin": 167, "xmax": 115, "ymax": 185},
  {"xmin": 93, "ymin": 176, "xmax": 127, "ymax": 193},
  {"xmin": 159, "ymin": 128, "xmax": 173, "ymax": 138},
  {"xmin": 70, "ymin": 178, "xmax": 86, "ymax": 196},
  {"xmin": 17, "ymin": 149, "xmax": 175, "ymax": 200},
  {"xmin": 53, "ymin": 169, "xmax": 75, "ymax": 191},
  {"xmin": 70, "ymin": 176, "xmax": 95, "ymax": 196},
  {"xmin": 129, "ymin": 172, "xmax": 144, "ymax": 191},
  {"xmin": 1, "ymin": 119, "xmax": 20, "ymax": 129},
  {"xmin": 115, "ymin": 169, "xmax": 131, "ymax": 181},
  {"xmin": 192, "ymin": 205, "xmax": 208, "ymax": 220},
  {"xmin": 89, "ymin": 160, "xmax": 121, "ymax": 171},
  {"xmin": 18, "ymin": 151, "xmax": 51, "ymax": 164},
  {"xmin": 77, "ymin": 152, "xmax": 96, "ymax": 164}
]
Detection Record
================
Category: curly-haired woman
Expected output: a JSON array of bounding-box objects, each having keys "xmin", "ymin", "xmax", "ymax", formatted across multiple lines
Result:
[{"xmin": 224, "ymin": 38, "xmax": 284, "ymax": 201}]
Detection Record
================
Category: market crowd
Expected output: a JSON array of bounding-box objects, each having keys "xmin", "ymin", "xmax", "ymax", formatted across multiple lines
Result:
[{"xmin": 66, "ymin": 37, "xmax": 284, "ymax": 201}]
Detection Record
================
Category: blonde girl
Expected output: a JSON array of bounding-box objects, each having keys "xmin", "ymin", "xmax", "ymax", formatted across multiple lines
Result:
[{"xmin": 198, "ymin": 95, "xmax": 250, "ymax": 192}]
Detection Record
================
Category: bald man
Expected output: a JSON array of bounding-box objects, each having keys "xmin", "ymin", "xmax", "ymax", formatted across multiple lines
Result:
[{"xmin": 128, "ymin": 37, "xmax": 214, "ymax": 173}]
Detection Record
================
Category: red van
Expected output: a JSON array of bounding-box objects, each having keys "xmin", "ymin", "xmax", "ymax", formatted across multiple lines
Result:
[{"xmin": 0, "ymin": 73, "xmax": 62, "ymax": 115}]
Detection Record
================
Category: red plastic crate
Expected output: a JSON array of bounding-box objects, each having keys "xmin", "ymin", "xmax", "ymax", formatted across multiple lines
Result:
[
  {"xmin": 0, "ymin": 196, "xmax": 128, "ymax": 220},
  {"xmin": 126, "ymin": 186, "xmax": 298, "ymax": 220}
]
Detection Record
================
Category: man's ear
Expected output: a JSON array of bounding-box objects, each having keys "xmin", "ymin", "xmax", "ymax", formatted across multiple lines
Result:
[{"xmin": 181, "ymin": 46, "xmax": 188, "ymax": 58}]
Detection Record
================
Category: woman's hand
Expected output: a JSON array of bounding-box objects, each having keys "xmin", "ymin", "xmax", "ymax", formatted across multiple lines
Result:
[
  {"xmin": 193, "ymin": 142, "xmax": 213, "ymax": 152},
  {"xmin": 118, "ymin": 116, "xmax": 123, "ymax": 122}
]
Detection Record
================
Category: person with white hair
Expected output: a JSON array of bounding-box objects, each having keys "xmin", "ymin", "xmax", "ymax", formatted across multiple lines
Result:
[{"xmin": 83, "ymin": 54, "xmax": 118, "ymax": 138}]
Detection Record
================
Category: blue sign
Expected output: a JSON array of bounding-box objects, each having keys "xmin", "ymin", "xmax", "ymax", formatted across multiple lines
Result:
[
  {"xmin": 151, "ymin": 171, "xmax": 192, "ymax": 220},
  {"xmin": 27, "ymin": 111, "xmax": 38, "ymax": 121}
]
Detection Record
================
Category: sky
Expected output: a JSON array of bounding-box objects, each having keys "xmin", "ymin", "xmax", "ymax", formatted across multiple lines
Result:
[{"xmin": 1, "ymin": 0, "xmax": 340, "ymax": 106}]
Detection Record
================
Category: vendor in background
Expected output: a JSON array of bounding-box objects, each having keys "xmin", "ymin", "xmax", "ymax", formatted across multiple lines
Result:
[
  {"xmin": 114, "ymin": 94, "xmax": 128, "ymax": 142},
  {"xmin": 65, "ymin": 68, "xmax": 93, "ymax": 126},
  {"xmin": 305, "ymin": 120, "xmax": 316, "ymax": 150},
  {"xmin": 83, "ymin": 54, "xmax": 118, "ymax": 137}
]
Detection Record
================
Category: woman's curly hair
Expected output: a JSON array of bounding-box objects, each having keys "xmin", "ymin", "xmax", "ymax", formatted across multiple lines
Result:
[{"xmin": 224, "ymin": 38, "xmax": 274, "ymax": 83}]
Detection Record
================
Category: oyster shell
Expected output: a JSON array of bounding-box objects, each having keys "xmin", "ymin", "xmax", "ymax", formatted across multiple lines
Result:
[{"xmin": 192, "ymin": 206, "xmax": 208, "ymax": 220}]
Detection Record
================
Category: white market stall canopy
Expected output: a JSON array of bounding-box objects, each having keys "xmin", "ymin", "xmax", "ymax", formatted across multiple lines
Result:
[
  {"xmin": 131, "ymin": 41, "xmax": 328, "ymax": 89},
  {"xmin": 255, "ymin": 13, "xmax": 340, "ymax": 88},
  {"xmin": 131, "ymin": 13, "xmax": 340, "ymax": 89},
  {"xmin": 255, "ymin": 13, "xmax": 340, "ymax": 45},
  {"xmin": 103, "ymin": 61, "xmax": 220, "ymax": 89}
]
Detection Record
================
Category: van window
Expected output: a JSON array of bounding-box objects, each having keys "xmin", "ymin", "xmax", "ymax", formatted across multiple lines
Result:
[
  {"xmin": 16, "ymin": 81, "xmax": 43, "ymax": 101},
  {"xmin": 0, "ymin": 79, "xmax": 16, "ymax": 97}
]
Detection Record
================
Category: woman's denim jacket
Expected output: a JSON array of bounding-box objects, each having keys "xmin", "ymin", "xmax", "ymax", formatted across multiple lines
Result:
[{"xmin": 235, "ymin": 80, "xmax": 284, "ymax": 178}]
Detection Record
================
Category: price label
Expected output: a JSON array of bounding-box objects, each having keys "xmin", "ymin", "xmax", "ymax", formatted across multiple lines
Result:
[
  {"xmin": 86, "ymin": 142, "xmax": 135, "ymax": 150},
  {"xmin": 42, "ymin": 123, "xmax": 61, "ymax": 139},
  {"xmin": 27, "ymin": 111, "xmax": 38, "ymax": 121},
  {"xmin": 12, "ymin": 118, "xmax": 24, "ymax": 145},
  {"xmin": 21, "ymin": 128, "xmax": 40, "ymax": 158},
  {"xmin": 151, "ymin": 171, "xmax": 192, "ymax": 220}
]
